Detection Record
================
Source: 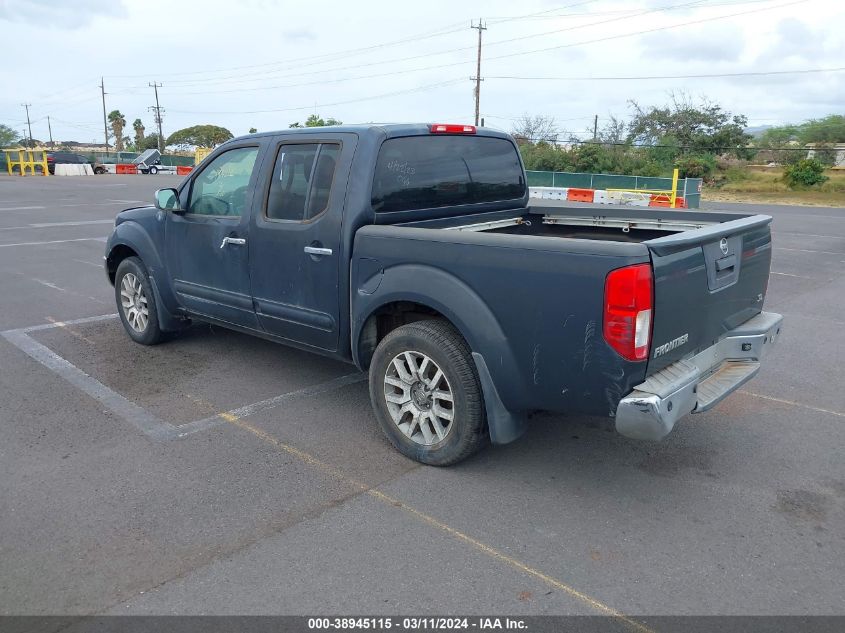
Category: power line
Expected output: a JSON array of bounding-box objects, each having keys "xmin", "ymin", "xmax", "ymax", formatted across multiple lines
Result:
[
  {"xmin": 167, "ymin": 78, "xmax": 466, "ymax": 115},
  {"xmin": 486, "ymin": 66, "xmax": 845, "ymax": 81},
  {"xmin": 143, "ymin": 0, "xmax": 701, "ymax": 91},
  {"xmin": 485, "ymin": 0, "xmax": 776, "ymax": 21},
  {"xmin": 481, "ymin": 0, "xmax": 808, "ymax": 66},
  {"xmin": 106, "ymin": 2, "xmax": 596, "ymax": 83},
  {"xmin": 128, "ymin": 0, "xmax": 795, "ymax": 97}
]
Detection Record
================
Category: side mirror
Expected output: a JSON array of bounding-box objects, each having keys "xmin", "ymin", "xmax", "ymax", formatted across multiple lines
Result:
[{"xmin": 154, "ymin": 188, "xmax": 182, "ymax": 212}]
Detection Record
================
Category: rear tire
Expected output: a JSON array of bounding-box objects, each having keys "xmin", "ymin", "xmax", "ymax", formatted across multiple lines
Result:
[
  {"xmin": 149, "ymin": 166, "xmax": 158, "ymax": 175},
  {"xmin": 369, "ymin": 319, "xmax": 487, "ymax": 466},
  {"xmin": 115, "ymin": 257, "xmax": 165, "ymax": 345}
]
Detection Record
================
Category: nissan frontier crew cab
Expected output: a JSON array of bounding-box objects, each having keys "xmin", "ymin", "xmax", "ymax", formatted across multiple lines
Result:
[{"xmin": 105, "ymin": 123, "xmax": 782, "ymax": 465}]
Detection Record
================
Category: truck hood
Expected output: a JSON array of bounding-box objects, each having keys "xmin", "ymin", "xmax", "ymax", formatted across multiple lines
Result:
[{"xmin": 115, "ymin": 204, "xmax": 157, "ymax": 226}]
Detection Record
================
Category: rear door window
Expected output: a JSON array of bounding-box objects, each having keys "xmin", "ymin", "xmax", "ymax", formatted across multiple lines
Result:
[
  {"xmin": 371, "ymin": 135, "xmax": 524, "ymax": 213},
  {"xmin": 266, "ymin": 143, "xmax": 340, "ymax": 222}
]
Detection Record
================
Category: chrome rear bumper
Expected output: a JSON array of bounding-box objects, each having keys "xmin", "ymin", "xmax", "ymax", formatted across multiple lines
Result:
[{"xmin": 615, "ymin": 311, "xmax": 783, "ymax": 441}]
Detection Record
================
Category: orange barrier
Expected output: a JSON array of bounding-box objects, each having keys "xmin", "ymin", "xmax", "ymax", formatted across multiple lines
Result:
[
  {"xmin": 115, "ymin": 164, "xmax": 138, "ymax": 175},
  {"xmin": 176, "ymin": 165, "xmax": 193, "ymax": 176},
  {"xmin": 648, "ymin": 194, "xmax": 687, "ymax": 208},
  {"xmin": 567, "ymin": 187, "xmax": 595, "ymax": 203}
]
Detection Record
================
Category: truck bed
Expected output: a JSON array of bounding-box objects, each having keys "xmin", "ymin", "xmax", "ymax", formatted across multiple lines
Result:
[
  {"xmin": 439, "ymin": 204, "xmax": 739, "ymax": 244},
  {"xmin": 385, "ymin": 202, "xmax": 774, "ymax": 380}
]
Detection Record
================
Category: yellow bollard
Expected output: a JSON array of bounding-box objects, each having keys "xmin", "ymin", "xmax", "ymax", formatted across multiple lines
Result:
[{"xmin": 670, "ymin": 168, "xmax": 679, "ymax": 209}]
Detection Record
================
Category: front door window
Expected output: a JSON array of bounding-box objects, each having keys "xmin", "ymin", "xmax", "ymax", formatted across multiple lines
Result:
[{"xmin": 187, "ymin": 147, "xmax": 259, "ymax": 217}]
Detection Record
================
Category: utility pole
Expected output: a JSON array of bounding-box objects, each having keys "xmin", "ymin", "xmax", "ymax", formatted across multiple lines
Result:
[
  {"xmin": 149, "ymin": 82, "xmax": 164, "ymax": 152},
  {"xmin": 47, "ymin": 115, "xmax": 54, "ymax": 148},
  {"xmin": 100, "ymin": 77, "xmax": 110, "ymax": 154},
  {"xmin": 593, "ymin": 114, "xmax": 598, "ymax": 142},
  {"xmin": 470, "ymin": 19, "xmax": 486, "ymax": 127},
  {"xmin": 21, "ymin": 103, "xmax": 33, "ymax": 147}
]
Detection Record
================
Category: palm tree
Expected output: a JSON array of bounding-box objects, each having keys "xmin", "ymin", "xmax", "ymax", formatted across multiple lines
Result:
[
  {"xmin": 132, "ymin": 118, "xmax": 145, "ymax": 149},
  {"xmin": 108, "ymin": 110, "xmax": 127, "ymax": 151}
]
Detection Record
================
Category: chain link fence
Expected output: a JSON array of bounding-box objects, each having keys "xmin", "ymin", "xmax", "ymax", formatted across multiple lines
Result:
[{"xmin": 526, "ymin": 170, "xmax": 702, "ymax": 208}]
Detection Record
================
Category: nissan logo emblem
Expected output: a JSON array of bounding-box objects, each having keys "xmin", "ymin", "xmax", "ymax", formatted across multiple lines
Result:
[{"xmin": 719, "ymin": 238, "xmax": 729, "ymax": 255}]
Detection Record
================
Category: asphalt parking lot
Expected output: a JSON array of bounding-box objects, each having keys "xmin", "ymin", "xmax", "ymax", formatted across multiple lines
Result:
[{"xmin": 0, "ymin": 174, "xmax": 843, "ymax": 622}]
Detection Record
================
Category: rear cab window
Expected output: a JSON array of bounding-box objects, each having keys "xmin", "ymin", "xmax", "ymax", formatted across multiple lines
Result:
[{"xmin": 371, "ymin": 135, "xmax": 524, "ymax": 213}]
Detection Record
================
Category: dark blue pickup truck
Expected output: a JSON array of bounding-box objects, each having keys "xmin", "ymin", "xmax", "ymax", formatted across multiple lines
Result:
[{"xmin": 105, "ymin": 123, "xmax": 782, "ymax": 465}]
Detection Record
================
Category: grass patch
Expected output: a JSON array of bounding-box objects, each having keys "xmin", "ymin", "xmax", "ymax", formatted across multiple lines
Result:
[{"xmin": 704, "ymin": 168, "xmax": 845, "ymax": 206}]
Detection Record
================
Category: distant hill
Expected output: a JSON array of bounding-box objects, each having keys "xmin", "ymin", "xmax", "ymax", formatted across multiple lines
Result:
[{"xmin": 745, "ymin": 125, "xmax": 774, "ymax": 137}]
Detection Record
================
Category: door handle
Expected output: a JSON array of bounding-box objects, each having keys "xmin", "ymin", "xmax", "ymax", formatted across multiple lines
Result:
[
  {"xmin": 304, "ymin": 246, "xmax": 333, "ymax": 256},
  {"xmin": 220, "ymin": 237, "xmax": 246, "ymax": 248}
]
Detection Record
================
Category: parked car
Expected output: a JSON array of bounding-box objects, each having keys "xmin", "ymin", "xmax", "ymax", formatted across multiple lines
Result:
[
  {"xmin": 47, "ymin": 151, "xmax": 107, "ymax": 174},
  {"xmin": 105, "ymin": 123, "xmax": 782, "ymax": 465}
]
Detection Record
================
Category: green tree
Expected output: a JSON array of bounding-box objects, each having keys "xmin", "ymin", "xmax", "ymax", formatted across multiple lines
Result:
[
  {"xmin": 248, "ymin": 127, "xmax": 258, "ymax": 134},
  {"xmin": 108, "ymin": 110, "xmax": 127, "ymax": 151},
  {"xmin": 132, "ymin": 118, "xmax": 145, "ymax": 149},
  {"xmin": 0, "ymin": 123, "xmax": 19, "ymax": 147},
  {"xmin": 166, "ymin": 124, "xmax": 233, "ymax": 149},
  {"xmin": 289, "ymin": 114, "xmax": 342, "ymax": 128},
  {"xmin": 783, "ymin": 159, "xmax": 828, "ymax": 188},
  {"xmin": 798, "ymin": 115, "xmax": 845, "ymax": 144},
  {"xmin": 511, "ymin": 114, "xmax": 558, "ymax": 143},
  {"xmin": 627, "ymin": 93, "xmax": 751, "ymax": 158},
  {"xmin": 139, "ymin": 133, "xmax": 163, "ymax": 151},
  {"xmin": 675, "ymin": 154, "xmax": 717, "ymax": 180}
]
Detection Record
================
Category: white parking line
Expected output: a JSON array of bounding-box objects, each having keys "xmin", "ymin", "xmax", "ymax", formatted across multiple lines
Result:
[
  {"xmin": 774, "ymin": 247, "xmax": 845, "ymax": 256},
  {"xmin": 1, "ymin": 314, "xmax": 366, "ymax": 443},
  {"xmin": 777, "ymin": 231, "xmax": 845, "ymax": 239},
  {"xmin": 175, "ymin": 373, "xmax": 367, "ymax": 438},
  {"xmin": 0, "ymin": 237, "xmax": 107, "ymax": 248},
  {"xmin": 0, "ymin": 206, "xmax": 46, "ymax": 211},
  {"xmin": 770, "ymin": 271, "xmax": 809, "ymax": 278},
  {"xmin": 0, "ymin": 220, "xmax": 114, "ymax": 231},
  {"xmin": 740, "ymin": 390, "xmax": 845, "ymax": 419},
  {"xmin": 73, "ymin": 258, "xmax": 104, "ymax": 268}
]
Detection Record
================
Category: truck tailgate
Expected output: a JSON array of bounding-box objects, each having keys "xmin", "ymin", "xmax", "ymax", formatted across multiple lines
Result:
[{"xmin": 645, "ymin": 214, "xmax": 773, "ymax": 374}]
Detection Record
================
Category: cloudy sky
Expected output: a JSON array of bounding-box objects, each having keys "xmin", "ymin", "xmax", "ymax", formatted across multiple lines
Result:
[{"xmin": 1, "ymin": 0, "xmax": 843, "ymax": 144}]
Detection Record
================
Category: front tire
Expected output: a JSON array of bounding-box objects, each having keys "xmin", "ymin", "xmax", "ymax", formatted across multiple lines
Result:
[
  {"xmin": 149, "ymin": 166, "xmax": 158, "ymax": 175},
  {"xmin": 369, "ymin": 319, "xmax": 487, "ymax": 466},
  {"xmin": 115, "ymin": 257, "xmax": 164, "ymax": 345}
]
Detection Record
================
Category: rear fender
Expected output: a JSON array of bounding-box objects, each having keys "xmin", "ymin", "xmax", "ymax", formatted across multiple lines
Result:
[{"xmin": 353, "ymin": 264, "xmax": 528, "ymax": 444}]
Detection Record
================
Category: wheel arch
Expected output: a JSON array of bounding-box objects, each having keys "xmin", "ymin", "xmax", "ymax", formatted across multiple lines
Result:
[
  {"xmin": 105, "ymin": 243, "xmax": 139, "ymax": 284},
  {"xmin": 352, "ymin": 264, "xmax": 529, "ymax": 444},
  {"xmin": 106, "ymin": 223, "xmax": 184, "ymax": 331}
]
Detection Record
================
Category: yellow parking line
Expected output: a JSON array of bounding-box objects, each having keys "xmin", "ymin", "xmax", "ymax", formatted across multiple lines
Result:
[
  {"xmin": 222, "ymin": 415, "xmax": 653, "ymax": 633},
  {"xmin": 739, "ymin": 390, "xmax": 845, "ymax": 418},
  {"xmin": 45, "ymin": 316, "xmax": 97, "ymax": 345}
]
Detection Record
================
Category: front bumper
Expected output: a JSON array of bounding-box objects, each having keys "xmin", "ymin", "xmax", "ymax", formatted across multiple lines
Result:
[{"xmin": 615, "ymin": 311, "xmax": 783, "ymax": 441}]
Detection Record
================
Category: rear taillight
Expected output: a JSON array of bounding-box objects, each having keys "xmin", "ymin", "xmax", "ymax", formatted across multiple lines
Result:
[
  {"xmin": 603, "ymin": 263, "xmax": 653, "ymax": 361},
  {"xmin": 430, "ymin": 123, "xmax": 476, "ymax": 134}
]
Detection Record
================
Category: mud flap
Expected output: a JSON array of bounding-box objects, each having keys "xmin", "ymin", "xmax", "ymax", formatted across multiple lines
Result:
[{"xmin": 472, "ymin": 352, "xmax": 527, "ymax": 445}]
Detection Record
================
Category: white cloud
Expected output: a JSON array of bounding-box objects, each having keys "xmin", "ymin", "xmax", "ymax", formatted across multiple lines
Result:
[
  {"xmin": 1, "ymin": 0, "xmax": 843, "ymax": 141},
  {"xmin": 0, "ymin": 0, "xmax": 127, "ymax": 28}
]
